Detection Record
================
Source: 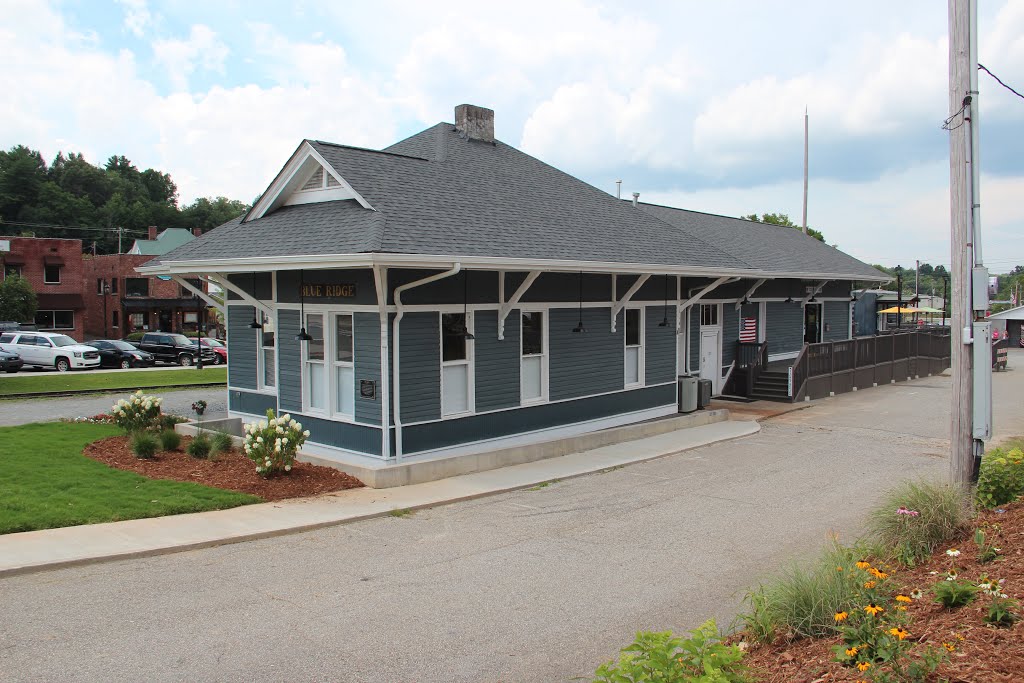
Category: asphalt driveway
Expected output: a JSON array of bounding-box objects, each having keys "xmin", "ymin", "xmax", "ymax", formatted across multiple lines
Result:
[{"xmin": 0, "ymin": 360, "xmax": 1021, "ymax": 682}]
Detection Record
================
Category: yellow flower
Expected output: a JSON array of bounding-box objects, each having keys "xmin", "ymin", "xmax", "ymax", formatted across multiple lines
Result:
[
  {"xmin": 897, "ymin": 606, "xmax": 907, "ymax": 612},
  {"xmin": 895, "ymin": 595, "xmax": 912, "ymax": 603},
  {"xmin": 836, "ymin": 566, "xmax": 844, "ymax": 572},
  {"xmin": 856, "ymin": 560, "xmax": 871, "ymax": 570},
  {"xmin": 834, "ymin": 611, "xmax": 849, "ymax": 622},
  {"xmin": 857, "ymin": 661, "xmax": 871, "ymax": 671},
  {"xmin": 942, "ymin": 642, "xmax": 956, "ymax": 652},
  {"xmin": 889, "ymin": 627, "xmax": 909, "ymax": 640},
  {"xmin": 868, "ymin": 567, "xmax": 888, "ymax": 579},
  {"xmin": 864, "ymin": 604, "xmax": 884, "ymax": 616},
  {"xmin": 845, "ymin": 647, "xmax": 859, "ymax": 657},
  {"xmin": 863, "ymin": 581, "xmax": 877, "ymax": 589}
]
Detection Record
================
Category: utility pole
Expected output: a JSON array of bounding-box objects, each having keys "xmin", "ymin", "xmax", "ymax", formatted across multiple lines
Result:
[
  {"xmin": 915, "ymin": 259, "xmax": 920, "ymax": 300},
  {"xmin": 117, "ymin": 227, "xmax": 123, "ymax": 254},
  {"xmin": 802, "ymin": 107, "xmax": 809, "ymax": 235},
  {"xmin": 896, "ymin": 266, "xmax": 903, "ymax": 329},
  {"xmin": 949, "ymin": 0, "xmax": 989, "ymax": 486}
]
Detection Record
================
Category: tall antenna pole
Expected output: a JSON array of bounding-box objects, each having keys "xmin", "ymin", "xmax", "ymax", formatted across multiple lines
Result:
[{"xmin": 802, "ymin": 107, "xmax": 809, "ymax": 235}]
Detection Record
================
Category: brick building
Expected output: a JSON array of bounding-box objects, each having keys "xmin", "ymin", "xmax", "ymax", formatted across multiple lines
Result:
[
  {"xmin": 0, "ymin": 236, "xmax": 86, "ymax": 340},
  {"xmin": 81, "ymin": 227, "xmax": 216, "ymax": 339}
]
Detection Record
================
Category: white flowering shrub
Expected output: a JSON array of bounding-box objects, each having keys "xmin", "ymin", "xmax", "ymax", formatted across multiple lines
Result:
[
  {"xmin": 110, "ymin": 390, "xmax": 164, "ymax": 434},
  {"xmin": 243, "ymin": 409, "xmax": 310, "ymax": 477}
]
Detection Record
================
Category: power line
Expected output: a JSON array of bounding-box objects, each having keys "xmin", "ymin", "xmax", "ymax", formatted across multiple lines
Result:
[
  {"xmin": 978, "ymin": 63, "xmax": 1024, "ymax": 100},
  {"xmin": 0, "ymin": 219, "xmax": 144, "ymax": 234}
]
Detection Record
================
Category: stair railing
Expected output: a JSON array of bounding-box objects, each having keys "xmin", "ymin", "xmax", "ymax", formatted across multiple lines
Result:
[
  {"xmin": 788, "ymin": 343, "xmax": 810, "ymax": 401},
  {"xmin": 736, "ymin": 341, "xmax": 768, "ymax": 397}
]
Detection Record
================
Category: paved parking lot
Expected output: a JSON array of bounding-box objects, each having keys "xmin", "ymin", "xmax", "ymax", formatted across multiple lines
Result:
[{"xmin": 1, "ymin": 361, "xmax": 1020, "ymax": 682}]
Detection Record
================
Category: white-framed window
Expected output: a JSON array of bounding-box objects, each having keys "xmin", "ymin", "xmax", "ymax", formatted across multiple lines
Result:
[
  {"xmin": 332, "ymin": 313, "xmax": 354, "ymax": 419},
  {"xmin": 440, "ymin": 312, "xmax": 474, "ymax": 417},
  {"xmin": 259, "ymin": 311, "xmax": 276, "ymax": 389},
  {"xmin": 700, "ymin": 304, "xmax": 719, "ymax": 327},
  {"xmin": 624, "ymin": 307, "xmax": 644, "ymax": 387},
  {"xmin": 43, "ymin": 264, "xmax": 61, "ymax": 284},
  {"xmin": 4, "ymin": 265, "xmax": 22, "ymax": 279},
  {"xmin": 130, "ymin": 312, "xmax": 146, "ymax": 329},
  {"xmin": 520, "ymin": 310, "xmax": 548, "ymax": 404},
  {"xmin": 303, "ymin": 313, "xmax": 327, "ymax": 412},
  {"xmin": 96, "ymin": 278, "xmax": 104, "ymax": 295}
]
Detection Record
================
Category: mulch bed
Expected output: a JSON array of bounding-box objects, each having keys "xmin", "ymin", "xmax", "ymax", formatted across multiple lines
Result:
[
  {"xmin": 83, "ymin": 435, "xmax": 364, "ymax": 501},
  {"xmin": 741, "ymin": 501, "xmax": 1024, "ymax": 682}
]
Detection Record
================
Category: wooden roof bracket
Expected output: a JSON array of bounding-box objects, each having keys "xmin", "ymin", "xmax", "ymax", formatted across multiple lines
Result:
[
  {"xmin": 677, "ymin": 276, "xmax": 735, "ymax": 329},
  {"xmin": 611, "ymin": 274, "xmax": 651, "ymax": 332},
  {"xmin": 735, "ymin": 278, "xmax": 767, "ymax": 310},
  {"xmin": 801, "ymin": 280, "xmax": 829, "ymax": 305},
  {"xmin": 497, "ymin": 270, "xmax": 541, "ymax": 340},
  {"xmin": 208, "ymin": 272, "xmax": 273, "ymax": 317},
  {"xmin": 172, "ymin": 275, "xmax": 224, "ymax": 314}
]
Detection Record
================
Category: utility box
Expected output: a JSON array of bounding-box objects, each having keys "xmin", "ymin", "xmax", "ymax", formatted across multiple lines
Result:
[
  {"xmin": 972, "ymin": 266, "xmax": 990, "ymax": 312},
  {"xmin": 973, "ymin": 321, "xmax": 992, "ymax": 440},
  {"xmin": 697, "ymin": 379, "xmax": 713, "ymax": 409},
  {"xmin": 677, "ymin": 376, "xmax": 698, "ymax": 413}
]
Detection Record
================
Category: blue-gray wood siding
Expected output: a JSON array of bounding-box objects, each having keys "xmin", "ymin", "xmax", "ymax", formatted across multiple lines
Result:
[
  {"xmin": 824, "ymin": 301, "xmax": 850, "ymax": 341},
  {"xmin": 296, "ymin": 413, "xmax": 382, "ymax": 456},
  {"xmin": 229, "ymin": 389, "xmax": 277, "ymax": 416},
  {"xmin": 225, "ymin": 272, "xmax": 272, "ymax": 301},
  {"xmin": 277, "ymin": 309, "xmax": 302, "ymax": 412},
  {"xmin": 397, "ymin": 312, "xmax": 440, "ymax": 423},
  {"xmin": 766, "ymin": 302, "xmax": 805, "ymax": 355},
  {"xmin": 353, "ymin": 312, "xmax": 382, "ymax": 425},
  {"xmin": 688, "ymin": 307, "xmax": 700, "ymax": 371},
  {"xmin": 401, "ymin": 383, "xmax": 675, "ymax": 454},
  {"xmin": 549, "ymin": 307, "xmax": 623, "ymax": 400},
  {"xmin": 474, "ymin": 309, "xmax": 521, "ymax": 411},
  {"xmin": 645, "ymin": 306, "xmax": 675, "ymax": 384},
  {"xmin": 227, "ymin": 305, "xmax": 258, "ymax": 390},
  {"xmin": 722, "ymin": 304, "xmax": 739, "ymax": 367}
]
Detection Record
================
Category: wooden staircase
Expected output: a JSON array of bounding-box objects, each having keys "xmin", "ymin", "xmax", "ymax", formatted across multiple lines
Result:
[{"xmin": 749, "ymin": 369, "xmax": 790, "ymax": 401}]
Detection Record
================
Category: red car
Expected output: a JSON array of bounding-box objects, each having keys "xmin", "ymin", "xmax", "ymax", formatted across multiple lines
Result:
[{"xmin": 195, "ymin": 337, "xmax": 228, "ymax": 364}]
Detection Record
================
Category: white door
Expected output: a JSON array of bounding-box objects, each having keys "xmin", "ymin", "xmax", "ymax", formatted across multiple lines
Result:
[{"xmin": 699, "ymin": 329, "xmax": 721, "ymax": 391}]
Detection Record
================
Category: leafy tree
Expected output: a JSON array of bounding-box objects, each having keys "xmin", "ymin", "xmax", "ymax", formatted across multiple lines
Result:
[
  {"xmin": 182, "ymin": 196, "xmax": 248, "ymax": 230},
  {"xmin": 0, "ymin": 275, "xmax": 37, "ymax": 322},
  {"xmin": 740, "ymin": 212, "xmax": 826, "ymax": 242}
]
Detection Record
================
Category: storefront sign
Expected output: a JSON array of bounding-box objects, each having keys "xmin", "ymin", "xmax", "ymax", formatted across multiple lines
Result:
[{"xmin": 300, "ymin": 283, "xmax": 357, "ymax": 298}]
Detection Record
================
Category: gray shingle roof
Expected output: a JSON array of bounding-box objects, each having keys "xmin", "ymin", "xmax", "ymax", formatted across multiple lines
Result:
[{"xmin": 148, "ymin": 122, "xmax": 886, "ymax": 281}]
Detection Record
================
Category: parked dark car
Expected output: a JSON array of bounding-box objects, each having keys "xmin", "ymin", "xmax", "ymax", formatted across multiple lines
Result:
[
  {"xmin": 194, "ymin": 337, "xmax": 228, "ymax": 365},
  {"xmin": 90, "ymin": 340, "xmax": 156, "ymax": 369},
  {"xmin": 136, "ymin": 332, "xmax": 217, "ymax": 366},
  {"xmin": 0, "ymin": 348, "xmax": 23, "ymax": 373}
]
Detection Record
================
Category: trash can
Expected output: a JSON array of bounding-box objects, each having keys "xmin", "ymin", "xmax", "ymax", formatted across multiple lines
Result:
[
  {"xmin": 677, "ymin": 375, "xmax": 698, "ymax": 413},
  {"xmin": 697, "ymin": 379, "xmax": 713, "ymax": 409}
]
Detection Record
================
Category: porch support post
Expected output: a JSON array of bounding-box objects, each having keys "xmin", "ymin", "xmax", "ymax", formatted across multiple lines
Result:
[
  {"xmin": 171, "ymin": 275, "xmax": 224, "ymax": 313},
  {"xmin": 373, "ymin": 265, "xmax": 391, "ymax": 460},
  {"xmin": 801, "ymin": 280, "xmax": 829, "ymax": 305},
  {"xmin": 611, "ymin": 274, "xmax": 650, "ymax": 332},
  {"xmin": 735, "ymin": 278, "xmax": 767, "ymax": 310},
  {"xmin": 497, "ymin": 270, "xmax": 540, "ymax": 340},
  {"xmin": 208, "ymin": 272, "xmax": 273, "ymax": 317}
]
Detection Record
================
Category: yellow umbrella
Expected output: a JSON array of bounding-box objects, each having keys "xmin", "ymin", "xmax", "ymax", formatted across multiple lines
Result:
[{"xmin": 878, "ymin": 306, "xmax": 921, "ymax": 314}]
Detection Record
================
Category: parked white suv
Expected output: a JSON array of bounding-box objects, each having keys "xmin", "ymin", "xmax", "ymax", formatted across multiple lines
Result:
[{"xmin": 0, "ymin": 332, "xmax": 100, "ymax": 372}]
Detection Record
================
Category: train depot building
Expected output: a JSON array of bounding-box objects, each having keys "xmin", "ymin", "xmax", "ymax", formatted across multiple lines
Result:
[{"xmin": 140, "ymin": 105, "xmax": 887, "ymax": 481}]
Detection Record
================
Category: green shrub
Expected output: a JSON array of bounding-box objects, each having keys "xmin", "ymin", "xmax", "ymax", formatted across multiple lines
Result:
[
  {"xmin": 740, "ymin": 543, "xmax": 867, "ymax": 641},
  {"xmin": 976, "ymin": 447, "xmax": 1024, "ymax": 509},
  {"xmin": 865, "ymin": 480, "xmax": 973, "ymax": 566},
  {"xmin": 186, "ymin": 432, "xmax": 212, "ymax": 459},
  {"xmin": 124, "ymin": 331, "xmax": 146, "ymax": 341},
  {"xmin": 159, "ymin": 429, "xmax": 181, "ymax": 451},
  {"xmin": 243, "ymin": 410, "xmax": 309, "ymax": 477},
  {"xmin": 931, "ymin": 579, "xmax": 978, "ymax": 608},
  {"xmin": 131, "ymin": 432, "xmax": 158, "ymax": 459},
  {"xmin": 593, "ymin": 620, "xmax": 748, "ymax": 683},
  {"xmin": 211, "ymin": 431, "xmax": 234, "ymax": 455},
  {"xmin": 110, "ymin": 391, "xmax": 164, "ymax": 434},
  {"xmin": 160, "ymin": 413, "xmax": 188, "ymax": 431}
]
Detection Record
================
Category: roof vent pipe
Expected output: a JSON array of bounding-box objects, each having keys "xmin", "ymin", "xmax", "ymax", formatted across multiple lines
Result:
[
  {"xmin": 632, "ymin": 192, "xmax": 640, "ymax": 208},
  {"xmin": 616, "ymin": 180, "xmax": 622, "ymax": 199}
]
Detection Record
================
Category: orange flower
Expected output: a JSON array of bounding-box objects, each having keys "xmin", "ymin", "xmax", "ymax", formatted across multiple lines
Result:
[
  {"xmin": 857, "ymin": 661, "xmax": 871, "ymax": 671},
  {"xmin": 834, "ymin": 611, "xmax": 849, "ymax": 622},
  {"xmin": 888, "ymin": 627, "xmax": 909, "ymax": 640},
  {"xmin": 863, "ymin": 581, "xmax": 877, "ymax": 589},
  {"xmin": 943, "ymin": 642, "xmax": 956, "ymax": 652},
  {"xmin": 895, "ymin": 595, "xmax": 912, "ymax": 603},
  {"xmin": 864, "ymin": 604, "xmax": 884, "ymax": 616},
  {"xmin": 856, "ymin": 560, "xmax": 871, "ymax": 570},
  {"xmin": 845, "ymin": 647, "xmax": 859, "ymax": 657}
]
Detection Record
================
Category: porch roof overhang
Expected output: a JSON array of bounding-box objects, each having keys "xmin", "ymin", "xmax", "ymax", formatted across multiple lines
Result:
[{"xmin": 137, "ymin": 252, "xmax": 890, "ymax": 283}]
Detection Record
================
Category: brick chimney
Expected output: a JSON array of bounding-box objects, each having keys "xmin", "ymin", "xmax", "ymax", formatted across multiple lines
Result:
[
  {"xmin": 148, "ymin": 226, "xmax": 158, "ymax": 240},
  {"xmin": 455, "ymin": 104, "xmax": 494, "ymax": 143},
  {"xmin": 192, "ymin": 227, "xmax": 202, "ymax": 237}
]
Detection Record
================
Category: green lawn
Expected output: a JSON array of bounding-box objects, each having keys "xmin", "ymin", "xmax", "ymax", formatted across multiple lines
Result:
[
  {"xmin": 0, "ymin": 367, "xmax": 226, "ymax": 397},
  {"xmin": 0, "ymin": 422, "xmax": 260, "ymax": 534}
]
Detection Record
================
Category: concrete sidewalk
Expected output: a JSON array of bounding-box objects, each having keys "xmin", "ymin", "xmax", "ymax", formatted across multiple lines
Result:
[{"xmin": 0, "ymin": 419, "xmax": 759, "ymax": 577}]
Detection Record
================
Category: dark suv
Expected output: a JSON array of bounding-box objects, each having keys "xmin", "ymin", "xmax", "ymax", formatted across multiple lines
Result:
[{"xmin": 136, "ymin": 332, "xmax": 218, "ymax": 366}]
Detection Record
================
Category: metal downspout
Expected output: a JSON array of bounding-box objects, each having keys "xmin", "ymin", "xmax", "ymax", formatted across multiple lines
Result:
[
  {"xmin": 372, "ymin": 265, "xmax": 390, "ymax": 460},
  {"xmin": 392, "ymin": 263, "xmax": 462, "ymax": 462}
]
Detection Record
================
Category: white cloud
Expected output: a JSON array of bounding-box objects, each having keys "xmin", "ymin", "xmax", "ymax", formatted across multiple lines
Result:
[
  {"xmin": 152, "ymin": 24, "xmax": 229, "ymax": 92},
  {"xmin": 116, "ymin": 0, "xmax": 151, "ymax": 37}
]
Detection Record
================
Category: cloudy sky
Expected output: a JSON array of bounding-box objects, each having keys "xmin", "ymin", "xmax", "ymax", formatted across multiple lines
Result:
[{"xmin": 3, "ymin": 0, "xmax": 1023, "ymax": 271}]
